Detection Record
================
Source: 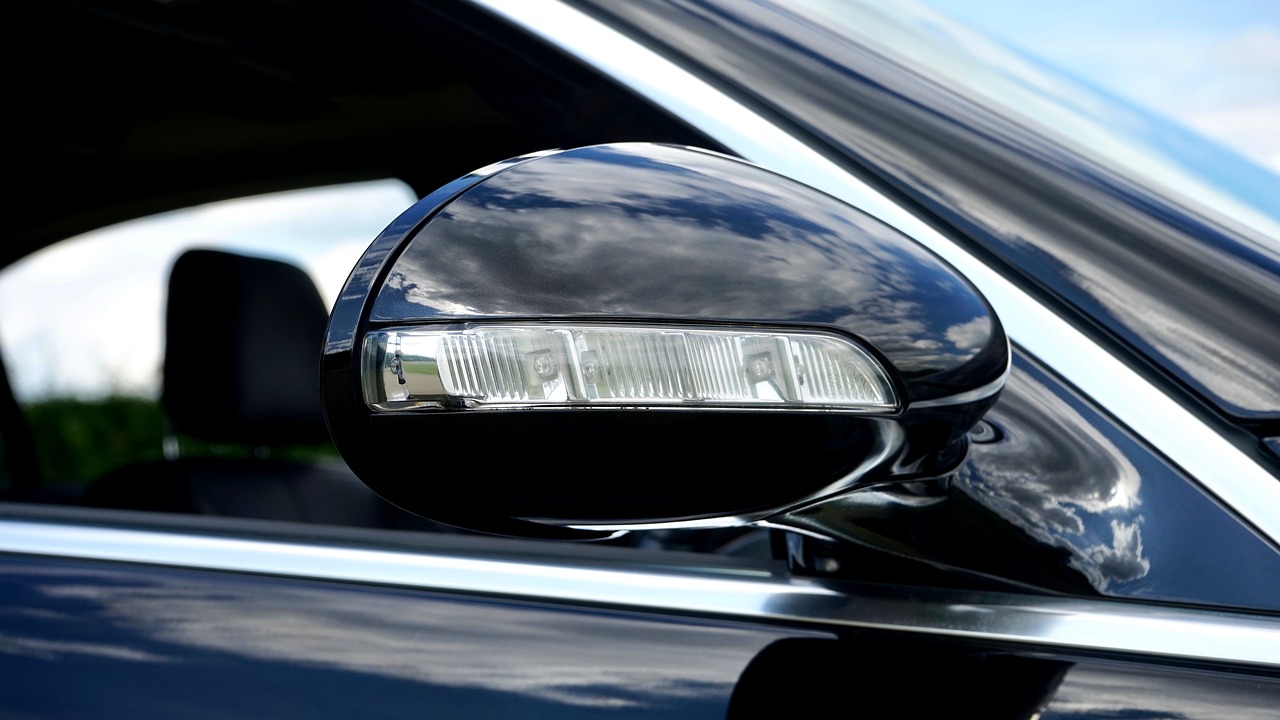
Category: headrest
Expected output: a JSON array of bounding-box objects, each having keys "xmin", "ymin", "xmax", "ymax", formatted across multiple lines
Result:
[{"xmin": 162, "ymin": 249, "xmax": 330, "ymax": 446}]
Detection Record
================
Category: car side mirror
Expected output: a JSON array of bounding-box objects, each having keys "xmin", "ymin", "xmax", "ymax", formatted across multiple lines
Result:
[{"xmin": 321, "ymin": 143, "xmax": 1008, "ymax": 538}]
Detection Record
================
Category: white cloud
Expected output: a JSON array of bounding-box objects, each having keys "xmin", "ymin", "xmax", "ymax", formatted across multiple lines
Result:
[
  {"xmin": 1187, "ymin": 100, "xmax": 1280, "ymax": 173},
  {"xmin": 1214, "ymin": 25, "xmax": 1280, "ymax": 70},
  {"xmin": 945, "ymin": 316, "xmax": 991, "ymax": 351}
]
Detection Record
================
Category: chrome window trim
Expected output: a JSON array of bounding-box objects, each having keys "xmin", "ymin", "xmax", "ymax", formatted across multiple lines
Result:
[
  {"xmin": 2, "ymin": 518, "xmax": 1278, "ymax": 669},
  {"xmin": 471, "ymin": 0, "xmax": 1280, "ymax": 546}
]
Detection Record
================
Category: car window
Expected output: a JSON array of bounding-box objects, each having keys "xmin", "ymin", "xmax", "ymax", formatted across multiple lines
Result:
[
  {"xmin": 2, "ymin": 0, "xmax": 755, "ymax": 556},
  {"xmin": 781, "ymin": 0, "xmax": 1280, "ymax": 242},
  {"xmin": 0, "ymin": 180, "xmax": 417, "ymax": 488},
  {"xmin": 573, "ymin": 0, "xmax": 1280, "ymax": 432},
  {"xmin": 0, "ymin": 178, "xmax": 765, "ymax": 555}
]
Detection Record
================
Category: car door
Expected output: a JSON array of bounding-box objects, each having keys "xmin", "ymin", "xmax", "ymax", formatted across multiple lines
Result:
[{"xmin": 2, "ymin": 0, "xmax": 1278, "ymax": 717}]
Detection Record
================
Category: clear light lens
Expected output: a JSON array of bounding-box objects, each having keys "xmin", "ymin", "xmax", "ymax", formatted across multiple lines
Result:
[{"xmin": 363, "ymin": 324, "xmax": 897, "ymax": 412}]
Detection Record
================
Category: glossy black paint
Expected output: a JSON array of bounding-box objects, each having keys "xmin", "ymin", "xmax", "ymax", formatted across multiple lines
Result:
[
  {"xmin": 790, "ymin": 351, "xmax": 1280, "ymax": 612},
  {"xmin": 322, "ymin": 143, "xmax": 1008, "ymax": 535},
  {"xmin": 567, "ymin": 0, "xmax": 1280, "ymax": 441},
  {"xmin": 371, "ymin": 146, "xmax": 1004, "ymax": 396},
  {"xmin": 728, "ymin": 638, "xmax": 1280, "ymax": 719},
  {"xmin": 727, "ymin": 638, "xmax": 1071, "ymax": 719},
  {"xmin": 955, "ymin": 353, "xmax": 1280, "ymax": 610},
  {"xmin": 4, "ymin": 555, "xmax": 1277, "ymax": 719},
  {"xmin": 0, "ymin": 555, "xmax": 798, "ymax": 719}
]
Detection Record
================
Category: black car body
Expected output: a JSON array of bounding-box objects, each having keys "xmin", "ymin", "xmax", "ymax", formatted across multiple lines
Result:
[{"xmin": 2, "ymin": 1, "xmax": 1278, "ymax": 717}]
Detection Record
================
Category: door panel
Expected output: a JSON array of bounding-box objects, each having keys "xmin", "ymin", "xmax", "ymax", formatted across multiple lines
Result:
[{"xmin": 0, "ymin": 555, "xmax": 803, "ymax": 719}]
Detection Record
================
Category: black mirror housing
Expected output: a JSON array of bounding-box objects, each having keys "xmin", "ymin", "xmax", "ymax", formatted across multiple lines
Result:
[{"xmin": 322, "ymin": 144, "xmax": 1008, "ymax": 537}]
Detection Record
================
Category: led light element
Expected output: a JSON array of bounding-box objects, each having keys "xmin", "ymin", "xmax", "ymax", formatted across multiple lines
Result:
[{"xmin": 363, "ymin": 324, "xmax": 898, "ymax": 413}]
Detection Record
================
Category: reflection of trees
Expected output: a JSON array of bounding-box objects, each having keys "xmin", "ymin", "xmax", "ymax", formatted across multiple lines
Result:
[
  {"xmin": 20, "ymin": 396, "xmax": 338, "ymax": 485},
  {"xmin": 24, "ymin": 396, "xmax": 165, "ymax": 483}
]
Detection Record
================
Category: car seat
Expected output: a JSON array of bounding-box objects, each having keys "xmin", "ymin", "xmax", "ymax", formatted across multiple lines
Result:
[{"xmin": 84, "ymin": 248, "xmax": 430, "ymax": 528}]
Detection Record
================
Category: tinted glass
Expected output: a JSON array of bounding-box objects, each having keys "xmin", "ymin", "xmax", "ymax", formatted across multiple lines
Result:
[{"xmin": 571, "ymin": 0, "xmax": 1280, "ymax": 426}]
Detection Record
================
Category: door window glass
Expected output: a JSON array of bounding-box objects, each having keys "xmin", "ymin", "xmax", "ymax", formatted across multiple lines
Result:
[{"xmin": 0, "ymin": 180, "xmax": 417, "ymax": 486}]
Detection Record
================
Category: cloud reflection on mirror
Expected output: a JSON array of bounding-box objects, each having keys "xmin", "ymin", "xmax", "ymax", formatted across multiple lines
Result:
[
  {"xmin": 372, "ymin": 145, "xmax": 995, "ymax": 383},
  {"xmin": 955, "ymin": 358, "xmax": 1150, "ymax": 591}
]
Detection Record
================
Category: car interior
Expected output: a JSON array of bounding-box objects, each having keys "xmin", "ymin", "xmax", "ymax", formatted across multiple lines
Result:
[
  {"xmin": 0, "ymin": 1, "xmax": 739, "ymax": 549},
  {"xmin": 79, "ymin": 248, "xmax": 442, "ymax": 531},
  {"xmin": 10, "ymin": 0, "xmax": 720, "ymax": 262}
]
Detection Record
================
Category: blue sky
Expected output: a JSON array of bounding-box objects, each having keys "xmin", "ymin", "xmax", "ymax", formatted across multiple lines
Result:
[{"xmin": 916, "ymin": 0, "xmax": 1280, "ymax": 172}]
